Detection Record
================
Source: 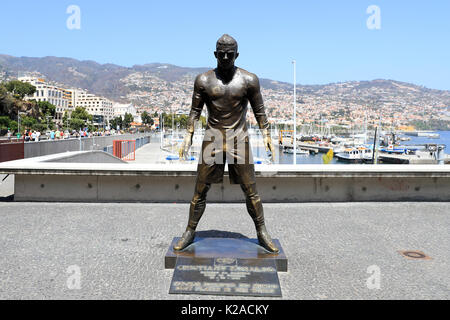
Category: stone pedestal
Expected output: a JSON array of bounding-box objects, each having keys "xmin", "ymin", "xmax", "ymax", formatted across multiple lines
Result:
[
  {"xmin": 165, "ymin": 236, "xmax": 288, "ymax": 296},
  {"xmin": 165, "ymin": 237, "xmax": 287, "ymax": 272}
]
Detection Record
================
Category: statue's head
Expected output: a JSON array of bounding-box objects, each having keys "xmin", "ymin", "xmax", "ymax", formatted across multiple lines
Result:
[{"xmin": 214, "ymin": 34, "xmax": 239, "ymax": 70}]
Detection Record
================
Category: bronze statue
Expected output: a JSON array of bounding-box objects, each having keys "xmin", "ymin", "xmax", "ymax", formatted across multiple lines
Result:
[{"xmin": 174, "ymin": 34, "xmax": 279, "ymax": 253}]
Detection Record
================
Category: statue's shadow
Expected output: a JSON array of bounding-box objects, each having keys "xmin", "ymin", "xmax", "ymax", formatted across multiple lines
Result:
[
  {"xmin": 195, "ymin": 229, "xmax": 250, "ymax": 240},
  {"xmin": 191, "ymin": 229, "xmax": 259, "ymax": 249},
  {"xmin": 172, "ymin": 230, "xmax": 280, "ymax": 258}
]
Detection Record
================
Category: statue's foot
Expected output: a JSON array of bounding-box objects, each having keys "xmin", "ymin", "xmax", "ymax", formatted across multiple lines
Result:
[
  {"xmin": 257, "ymin": 227, "xmax": 279, "ymax": 253},
  {"xmin": 173, "ymin": 229, "xmax": 195, "ymax": 251}
]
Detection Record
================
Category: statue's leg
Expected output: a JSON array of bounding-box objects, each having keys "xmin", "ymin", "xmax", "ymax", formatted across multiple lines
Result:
[
  {"xmin": 240, "ymin": 183, "xmax": 279, "ymax": 253},
  {"xmin": 173, "ymin": 180, "xmax": 211, "ymax": 251}
]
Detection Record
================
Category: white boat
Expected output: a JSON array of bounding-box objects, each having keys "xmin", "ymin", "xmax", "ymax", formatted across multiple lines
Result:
[
  {"xmin": 335, "ymin": 146, "xmax": 373, "ymax": 163},
  {"xmin": 283, "ymin": 146, "xmax": 309, "ymax": 155}
]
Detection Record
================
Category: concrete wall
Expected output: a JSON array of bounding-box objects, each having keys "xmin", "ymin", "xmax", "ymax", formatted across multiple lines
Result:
[
  {"xmin": 11, "ymin": 167, "xmax": 450, "ymax": 202},
  {"xmin": 24, "ymin": 133, "xmax": 153, "ymax": 158},
  {"xmin": 41, "ymin": 151, "xmax": 126, "ymax": 164}
]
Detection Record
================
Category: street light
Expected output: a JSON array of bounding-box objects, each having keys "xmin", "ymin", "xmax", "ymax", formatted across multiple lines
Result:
[
  {"xmin": 18, "ymin": 111, "xmax": 26, "ymax": 139},
  {"xmin": 46, "ymin": 115, "xmax": 51, "ymax": 132},
  {"xmin": 292, "ymin": 60, "xmax": 297, "ymax": 165}
]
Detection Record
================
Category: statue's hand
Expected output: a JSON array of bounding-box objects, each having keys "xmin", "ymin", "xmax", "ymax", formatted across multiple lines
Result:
[
  {"xmin": 263, "ymin": 133, "xmax": 275, "ymax": 163},
  {"xmin": 179, "ymin": 132, "xmax": 193, "ymax": 160}
]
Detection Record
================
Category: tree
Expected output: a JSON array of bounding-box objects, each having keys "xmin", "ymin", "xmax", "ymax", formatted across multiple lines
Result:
[
  {"xmin": 71, "ymin": 107, "xmax": 92, "ymax": 122},
  {"xmin": 110, "ymin": 116, "xmax": 123, "ymax": 130},
  {"xmin": 69, "ymin": 107, "xmax": 92, "ymax": 130},
  {"xmin": 0, "ymin": 116, "xmax": 10, "ymax": 130},
  {"xmin": 62, "ymin": 111, "xmax": 70, "ymax": 130},
  {"xmin": 141, "ymin": 111, "xmax": 149, "ymax": 124},
  {"xmin": 8, "ymin": 120, "xmax": 18, "ymax": 133},
  {"xmin": 69, "ymin": 118, "xmax": 85, "ymax": 131},
  {"xmin": 5, "ymin": 81, "xmax": 36, "ymax": 99},
  {"xmin": 123, "ymin": 112, "xmax": 133, "ymax": 129},
  {"xmin": 20, "ymin": 116, "xmax": 38, "ymax": 130},
  {"xmin": 37, "ymin": 101, "xmax": 56, "ymax": 118},
  {"xmin": 141, "ymin": 111, "xmax": 154, "ymax": 126}
]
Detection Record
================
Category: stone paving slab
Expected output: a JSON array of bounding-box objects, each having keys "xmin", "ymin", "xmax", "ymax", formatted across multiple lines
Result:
[{"xmin": 0, "ymin": 202, "xmax": 448, "ymax": 299}]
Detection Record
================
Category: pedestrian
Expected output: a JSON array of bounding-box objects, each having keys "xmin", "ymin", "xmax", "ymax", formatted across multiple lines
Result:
[
  {"xmin": 24, "ymin": 130, "xmax": 30, "ymax": 142},
  {"xmin": 7, "ymin": 129, "xmax": 11, "ymax": 141},
  {"xmin": 31, "ymin": 131, "xmax": 37, "ymax": 142},
  {"xmin": 50, "ymin": 130, "xmax": 55, "ymax": 140},
  {"xmin": 56, "ymin": 130, "xmax": 61, "ymax": 140},
  {"xmin": 36, "ymin": 131, "xmax": 41, "ymax": 141}
]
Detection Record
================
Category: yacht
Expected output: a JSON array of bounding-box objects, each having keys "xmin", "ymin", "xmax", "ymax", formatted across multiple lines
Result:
[
  {"xmin": 335, "ymin": 146, "xmax": 373, "ymax": 163},
  {"xmin": 282, "ymin": 145, "xmax": 310, "ymax": 155}
]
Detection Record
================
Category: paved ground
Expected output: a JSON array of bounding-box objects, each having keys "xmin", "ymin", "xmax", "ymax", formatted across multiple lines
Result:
[{"xmin": 0, "ymin": 201, "xmax": 448, "ymax": 300}]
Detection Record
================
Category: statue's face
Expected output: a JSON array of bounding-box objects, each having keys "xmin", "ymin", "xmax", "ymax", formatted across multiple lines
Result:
[{"xmin": 214, "ymin": 46, "xmax": 239, "ymax": 70}]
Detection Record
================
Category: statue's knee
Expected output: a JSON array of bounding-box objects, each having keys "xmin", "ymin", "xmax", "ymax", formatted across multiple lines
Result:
[
  {"xmin": 241, "ymin": 183, "xmax": 259, "ymax": 200},
  {"xmin": 193, "ymin": 182, "xmax": 211, "ymax": 202}
]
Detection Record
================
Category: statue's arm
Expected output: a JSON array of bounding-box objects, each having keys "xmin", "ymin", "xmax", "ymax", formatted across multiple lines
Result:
[
  {"xmin": 247, "ymin": 74, "xmax": 269, "ymax": 131},
  {"xmin": 247, "ymin": 74, "xmax": 274, "ymax": 160},
  {"xmin": 186, "ymin": 75, "xmax": 205, "ymax": 134}
]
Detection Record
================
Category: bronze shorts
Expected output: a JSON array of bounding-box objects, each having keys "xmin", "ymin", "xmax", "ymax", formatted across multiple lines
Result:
[
  {"xmin": 196, "ymin": 135, "xmax": 255, "ymax": 185},
  {"xmin": 196, "ymin": 162, "xmax": 256, "ymax": 185}
]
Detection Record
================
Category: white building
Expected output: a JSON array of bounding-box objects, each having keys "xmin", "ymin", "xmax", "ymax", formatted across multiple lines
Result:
[
  {"xmin": 74, "ymin": 90, "xmax": 114, "ymax": 127},
  {"xmin": 19, "ymin": 77, "xmax": 70, "ymax": 122},
  {"xmin": 113, "ymin": 103, "xmax": 139, "ymax": 122}
]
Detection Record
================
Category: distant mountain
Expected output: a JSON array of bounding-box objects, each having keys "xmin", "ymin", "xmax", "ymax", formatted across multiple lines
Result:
[
  {"xmin": 0, "ymin": 54, "xmax": 293, "ymax": 97},
  {"xmin": 0, "ymin": 54, "xmax": 448, "ymax": 110}
]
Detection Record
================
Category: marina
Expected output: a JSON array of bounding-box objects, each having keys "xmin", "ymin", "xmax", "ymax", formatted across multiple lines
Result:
[{"xmin": 145, "ymin": 129, "xmax": 450, "ymax": 166}]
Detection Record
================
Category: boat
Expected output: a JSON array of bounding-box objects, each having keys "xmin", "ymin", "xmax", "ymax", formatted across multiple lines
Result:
[
  {"xmin": 428, "ymin": 133, "xmax": 440, "ymax": 139},
  {"xmin": 378, "ymin": 144, "xmax": 446, "ymax": 164},
  {"xmin": 282, "ymin": 145, "xmax": 310, "ymax": 155},
  {"xmin": 380, "ymin": 145, "xmax": 419, "ymax": 154},
  {"xmin": 335, "ymin": 146, "xmax": 373, "ymax": 163},
  {"xmin": 253, "ymin": 156, "xmax": 271, "ymax": 164}
]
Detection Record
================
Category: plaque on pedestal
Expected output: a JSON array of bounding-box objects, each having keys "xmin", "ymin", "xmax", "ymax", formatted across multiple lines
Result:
[
  {"xmin": 169, "ymin": 256, "xmax": 282, "ymax": 297},
  {"xmin": 165, "ymin": 236, "xmax": 287, "ymax": 272}
]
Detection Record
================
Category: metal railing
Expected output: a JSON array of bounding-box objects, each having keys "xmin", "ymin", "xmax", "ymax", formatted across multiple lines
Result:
[{"xmin": 113, "ymin": 140, "xmax": 136, "ymax": 161}]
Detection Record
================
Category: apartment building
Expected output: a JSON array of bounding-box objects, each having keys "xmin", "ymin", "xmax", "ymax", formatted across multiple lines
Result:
[
  {"xmin": 74, "ymin": 90, "xmax": 114, "ymax": 127},
  {"xmin": 19, "ymin": 76, "xmax": 69, "ymax": 122}
]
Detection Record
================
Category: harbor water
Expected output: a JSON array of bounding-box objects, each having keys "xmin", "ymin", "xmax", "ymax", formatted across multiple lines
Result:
[{"xmin": 252, "ymin": 131, "xmax": 450, "ymax": 165}]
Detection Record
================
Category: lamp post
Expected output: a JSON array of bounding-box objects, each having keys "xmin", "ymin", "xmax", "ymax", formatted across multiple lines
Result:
[
  {"xmin": 292, "ymin": 60, "xmax": 297, "ymax": 165},
  {"xmin": 160, "ymin": 111, "xmax": 163, "ymax": 150},
  {"xmin": 46, "ymin": 115, "xmax": 51, "ymax": 132},
  {"xmin": 18, "ymin": 111, "xmax": 20, "ymax": 138},
  {"xmin": 18, "ymin": 111, "xmax": 26, "ymax": 139}
]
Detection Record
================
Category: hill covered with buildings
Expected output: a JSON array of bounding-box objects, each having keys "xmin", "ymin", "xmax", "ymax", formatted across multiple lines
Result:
[{"xmin": 1, "ymin": 54, "xmax": 449, "ymax": 130}]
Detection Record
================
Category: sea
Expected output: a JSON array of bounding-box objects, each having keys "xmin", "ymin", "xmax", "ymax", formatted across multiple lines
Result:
[{"xmin": 252, "ymin": 131, "xmax": 450, "ymax": 165}]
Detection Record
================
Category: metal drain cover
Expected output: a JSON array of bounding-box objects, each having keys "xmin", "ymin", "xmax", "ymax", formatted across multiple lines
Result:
[{"xmin": 399, "ymin": 250, "xmax": 431, "ymax": 260}]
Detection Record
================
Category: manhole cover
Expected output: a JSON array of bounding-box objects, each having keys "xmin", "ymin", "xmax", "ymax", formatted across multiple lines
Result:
[{"xmin": 399, "ymin": 250, "xmax": 431, "ymax": 260}]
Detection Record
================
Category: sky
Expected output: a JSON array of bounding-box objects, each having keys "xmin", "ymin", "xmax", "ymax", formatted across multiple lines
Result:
[{"xmin": 0, "ymin": 0, "xmax": 449, "ymax": 90}]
